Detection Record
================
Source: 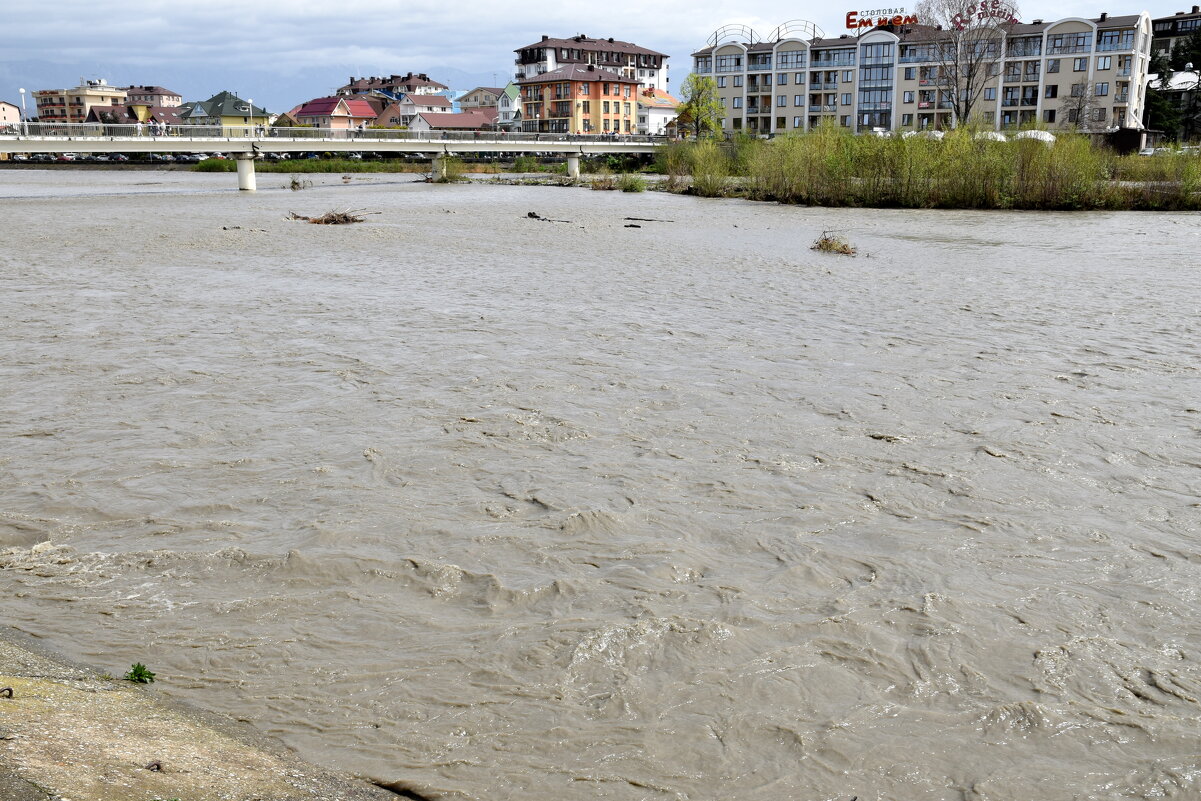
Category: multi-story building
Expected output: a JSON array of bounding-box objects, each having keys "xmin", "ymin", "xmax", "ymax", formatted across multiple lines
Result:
[
  {"xmin": 1152, "ymin": 6, "xmax": 1201, "ymax": 57},
  {"xmin": 517, "ymin": 64, "xmax": 640, "ymax": 134},
  {"xmin": 336, "ymin": 73, "xmax": 448, "ymax": 99},
  {"xmin": 123, "ymin": 85, "xmax": 183, "ymax": 107},
  {"xmin": 459, "ymin": 84, "xmax": 522, "ymax": 129},
  {"xmin": 516, "ymin": 35, "xmax": 669, "ymax": 91},
  {"xmin": 692, "ymin": 12, "xmax": 1152, "ymax": 135},
  {"xmin": 34, "ymin": 79, "xmax": 127, "ymax": 123}
]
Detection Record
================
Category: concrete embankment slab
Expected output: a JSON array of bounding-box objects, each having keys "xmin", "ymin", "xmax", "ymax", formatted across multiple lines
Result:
[{"xmin": 0, "ymin": 629, "xmax": 396, "ymax": 801}]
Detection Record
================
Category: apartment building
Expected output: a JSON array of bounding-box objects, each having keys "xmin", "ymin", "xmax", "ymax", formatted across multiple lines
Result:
[
  {"xmin": 34, "ymin": 79, "xmax": 127, "ymax": 123},
  {"xmin": 517, "ymin": 64, "xmax": 640, "ymax": 134},
  {"xmin": 692, "ymin": 11, "xmax": 1152, "ymax": 135},
  {"xmin": 516, "ymin": 35, "xmax": 669, "ymax": 91},
  {"xmin": 1152, "ymin": 6, "xmax": 1201, "ymax": 57},
  {"xmin": 124, "ymin": 85, "xmax": 183, "ymax": 107},
  {"xmin": 337, "ymin": 73, "xmax": 448, "ymax": 99}
]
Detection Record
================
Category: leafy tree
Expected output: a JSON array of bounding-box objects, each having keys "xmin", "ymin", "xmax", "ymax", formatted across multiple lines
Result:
[
  {"xmin": 914, "ymin": 0, "xmax": 1021, "ymax": 126},
  {"xmin": 677, "ymin": 73, "xmax": 722, "ymax": 139},
  {"xmin": 1170, "ymin": 28, "xmax": 1201, "ymax": 71}
]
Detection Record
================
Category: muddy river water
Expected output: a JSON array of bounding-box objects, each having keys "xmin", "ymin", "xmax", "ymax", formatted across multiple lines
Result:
[{"xmin": 1, "ymin": 169, "xmax": 1199, "ymax": 800}]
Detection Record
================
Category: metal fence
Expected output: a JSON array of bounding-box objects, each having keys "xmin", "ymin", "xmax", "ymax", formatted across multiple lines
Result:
[{"xmin": 1, "ymin": 122, "xmax": 667, "ymax": 145}]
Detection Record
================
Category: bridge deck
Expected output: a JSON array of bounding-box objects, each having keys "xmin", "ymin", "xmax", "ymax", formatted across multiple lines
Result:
[{"xmin": 0, "ymin": 123, "xmax": 666, "ymax": 155}]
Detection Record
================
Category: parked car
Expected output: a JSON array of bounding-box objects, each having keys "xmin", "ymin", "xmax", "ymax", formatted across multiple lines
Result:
[
  {"xmin": 12, "ymin": 154, "xmax": 28, "ymax": 161},
  {"xmin": 56, "ymin": 153, "xmax": 76, "ymax": 161},
  {"xmin": 110, "ymin": 153, "xmax": 129, "ymax": 162}
]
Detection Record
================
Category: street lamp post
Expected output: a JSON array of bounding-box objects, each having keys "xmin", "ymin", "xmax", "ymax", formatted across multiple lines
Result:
[{"xmin": 18, "ymin": 88, "xmax": 26, "ymax": 136}]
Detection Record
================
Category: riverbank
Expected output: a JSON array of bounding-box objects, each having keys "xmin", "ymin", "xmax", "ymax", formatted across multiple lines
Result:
[
  {"xmin": 0, "ymin": 627, "xmax": 394, "ymax": 801},
  {"xmin": 654, "ymin": 131, "xmax": 1201, "ymax": 211}
]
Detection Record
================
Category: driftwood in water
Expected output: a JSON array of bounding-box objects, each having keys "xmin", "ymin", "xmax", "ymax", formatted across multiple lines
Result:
[{"xmin": 287, "ymin": 209, "xmax": 379, "ymax": 225}]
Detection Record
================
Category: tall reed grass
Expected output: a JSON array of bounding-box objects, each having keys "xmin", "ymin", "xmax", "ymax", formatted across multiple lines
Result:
[{"xmin": 674, "ymin": 126, "xmax": 1201, "ymax": 211}]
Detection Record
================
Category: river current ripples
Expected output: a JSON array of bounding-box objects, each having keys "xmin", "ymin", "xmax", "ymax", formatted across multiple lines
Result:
[{"xmin": 1, "ymin": 169, "xmax": 1200, "ymax": 800}]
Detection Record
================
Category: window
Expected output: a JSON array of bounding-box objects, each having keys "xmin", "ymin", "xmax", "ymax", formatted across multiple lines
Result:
[
  {"xmin": 732, "ymin": 118, "xmax": 742, "ymax": 129},
  {"xmin": 903, "ymin": 91, "xmax": 914, "ymax": 103},
  {"xmin": 840, "ymin": 115, "xmax": 850, "ymax": 126},
  {"xmin": 904, "ymin": 67, "xmax": 916, "ymax": 80},
  {"xmin": 777, "ymin": 95, "xmax": 787, "ymax": 107},
  {"xmin": 778, "ymin": 73, "xmax": 788, "ymax": 85},
  {"xmin": 625, "ymin": 86, "xmax": 631, "ymax": 97},
  {"xmin": 793, "ymin": 116, "xmax": 802, "ymax": 127},
  {"xmin": 842, "ymin": 93, "xmax": 852, "ymax": 105},
  {"xmin": 1073, "ymin": 57, "xmax": 1088, "ymax": 71},
  {"xmin": 984, "ymin": 87, "xmax": 996, "ymax": 100},
  {"xmin": 777, "ymin": 116, "xmax": 786, "ymax": 129},
  {"xmin": 1044, "ymin": 85, "xmax": 1058, "ymax": 98},
  {"xmin": 603, "ymin": 101, "xmax": 610, "ymax": 113},
  {"xmin": 717, "ymin": 77, "xmax": 726, "ymax": 88},
  {"xmin": 1091, "ymin": 107, "xmax": 1105, "ymax": 122},
  {"xmin": 764, "ymin": 74, "xmax": 773, "ymax": 86},
  {"xmin": 1095, "ymin": 82, "xmax": 1108, "ymax": 96},
  {"xmin": 796, "ymin": 73, "xmax": 804, "ymax": 84},
  {"xmin": 582, "ymin": 101, "xmax": 590, "ymax": 112},
  {"xmin": 732, "ymin": 97, "xmax": 742, "ymax": 108},
  {"xmin": 795, "ymin": 95, "xmax": 803, "ymax": 106},
  {"xmin": 733, "ymin": 76, "xmax": 743, "ymax": 87},
  {"xmin": 1070, "ymin": 83, "xmax": 1084, "ymax": 97},
  {"xmin": 983, "ymin": 110, "xmax": 995, "ymax": 123},
  {"xmin": 1047, "ymin": 59, "xmax": 1060, "ymax": 73},
  {"xmin": 901, "ymin": 113, "xmax": 913, "ymax": 126},
  {"xmin": 843, "ymin": 70, "xmax": 854, "ymax": 82},
  {"xmin": 1097, "ymin": 56, "xmax": 1112, "ymax": 70},
  {"xmin": 1043, "ymin": 109, "xmax": 1056, "ymax": 123}
]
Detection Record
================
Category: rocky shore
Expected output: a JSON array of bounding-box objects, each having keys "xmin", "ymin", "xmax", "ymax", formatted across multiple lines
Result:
[{"xmin": 0, "ymin": 628, "xmax": 395, "ymax": 801}]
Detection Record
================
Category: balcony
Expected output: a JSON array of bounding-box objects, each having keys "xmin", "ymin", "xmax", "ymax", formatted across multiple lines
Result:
[
  {"xmin": 1001, "ymin": 99, "xmax": 1019, "ymax": 107},
  {"xmin": 1097, "ymin": 39, "xmax": 1134, "ymax": 52},
  {"xmin": 1003, "ymin": 74, "xmax": 1022, "ymax": 83},
  {"xmin": 809, "ymin": 81, "xmax": 838, "ymax": 90},
  {"xmin": 1114, "ymin": 94, "xmax": 1130, "ymax": 103},
  {"xmin": 1047, "ymin": 43, "xmax": 1092, "ymax": 54},
  {"xmin": 917, "ymin": 101, "xmax": 933, "ymax": 108},
  {"xmin": 1118, "ymin": 68, "xmax": 1132, "ymax": 77},
  {"xmin": 808, "ymin": 104, "xmax": 837, "ymax": 112}
]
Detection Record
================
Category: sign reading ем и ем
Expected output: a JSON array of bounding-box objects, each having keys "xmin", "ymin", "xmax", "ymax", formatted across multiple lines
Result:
[{"xmin": 846, "ymin": 7, "xmax": 919, "ymax": 29}]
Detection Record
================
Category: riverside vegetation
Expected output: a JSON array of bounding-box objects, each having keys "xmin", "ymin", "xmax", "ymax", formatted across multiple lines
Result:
[{"xmin": 654, "ymin": 126, "xmax": 1201, "ymax": 211}]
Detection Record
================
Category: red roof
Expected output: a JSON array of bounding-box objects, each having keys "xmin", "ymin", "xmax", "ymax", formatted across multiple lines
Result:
[
  {"xmin": 294, "ymin": 96, "xmax": 376, "ymax": 119},
  {"xmin": 417, "ymin": 110, "xmax": 494, "ymax": 129}
]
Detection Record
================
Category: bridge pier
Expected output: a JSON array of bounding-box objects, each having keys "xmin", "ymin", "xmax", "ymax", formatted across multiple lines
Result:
[
  {"xmin": 235, "ymin": 153, "xmax": 256, "ymax": 191},
  {"xmin": 567, "ymin": 155, "xmax": 581, "ymax": 180},
  {"xmin": 431, "ymin": 155, "xmax": 447, "ymax": 181}
]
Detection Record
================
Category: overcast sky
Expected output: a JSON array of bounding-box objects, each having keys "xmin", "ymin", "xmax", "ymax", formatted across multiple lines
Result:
[{"xmin": 3, "ymin": 0, "xmax": 1192, "ymax": 112}]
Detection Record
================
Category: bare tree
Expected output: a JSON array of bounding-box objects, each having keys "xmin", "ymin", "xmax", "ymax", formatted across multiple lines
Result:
[
  {"xmin": 913, "ymin": 0, "xmax": 1021, "ymax": 126},
  {"xmin": 1058, "ymin": 81, "xmax": 1108, "ymax": 132}
]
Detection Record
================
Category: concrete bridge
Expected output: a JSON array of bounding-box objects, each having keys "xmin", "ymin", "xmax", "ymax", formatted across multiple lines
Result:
[{"xmin": 0, "ymin": 122, "xmax": 668, "ymax": 190}]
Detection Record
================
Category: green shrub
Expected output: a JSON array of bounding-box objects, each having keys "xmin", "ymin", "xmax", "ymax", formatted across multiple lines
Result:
[
  {"xmin": 617, "ymin": 173, "xmax": 646, "ymax": 192},
  {"xmin": 124, "ymin": 663, "xmax": 156, "ymax": 683}
]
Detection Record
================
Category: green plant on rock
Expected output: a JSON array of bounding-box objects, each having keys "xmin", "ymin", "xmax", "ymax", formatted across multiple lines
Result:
[{"xmin": 124, "ymin": 662, "xmax": 156, "ymax": 683}]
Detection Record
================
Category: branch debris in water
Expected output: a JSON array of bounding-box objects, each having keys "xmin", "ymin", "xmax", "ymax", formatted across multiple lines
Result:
[
  {"xmin": 288, "ymin": 209, "xmax": 379, "ymax": 225},
  {"xmin": 811, "ymin": 231, "xmax": 856, "ymax": 256}
]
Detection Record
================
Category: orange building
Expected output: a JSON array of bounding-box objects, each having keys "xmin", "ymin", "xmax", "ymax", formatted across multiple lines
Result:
[{"xmin": 517, "ymin": 64, "xmax": 640, "ymax": 134}]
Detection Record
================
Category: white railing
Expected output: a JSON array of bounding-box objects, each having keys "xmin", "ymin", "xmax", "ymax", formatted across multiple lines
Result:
[{"xmin": 1, "ymin": 122, "xmax": 667, "ymax": 145}]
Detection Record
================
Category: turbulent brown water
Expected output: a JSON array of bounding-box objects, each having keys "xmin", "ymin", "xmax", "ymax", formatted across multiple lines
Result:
[{"xmin": 2, "ymin": 168, "xmax": 1200, "ymax": 800}]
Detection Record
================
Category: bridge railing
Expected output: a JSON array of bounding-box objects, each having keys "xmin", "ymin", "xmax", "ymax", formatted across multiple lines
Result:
[{"xmin": 2, "ymin": 122, "xmax": 666, "ymax": 145}]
